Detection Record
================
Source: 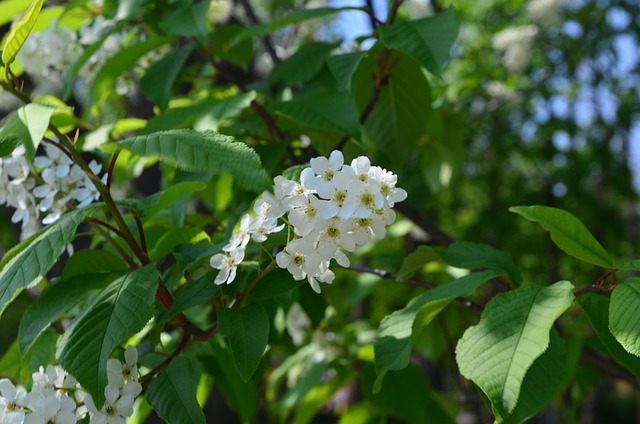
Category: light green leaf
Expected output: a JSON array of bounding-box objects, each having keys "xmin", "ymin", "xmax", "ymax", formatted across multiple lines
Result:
[
  {"xmin": 510, "ymin": 205, "xmax": 613, "ymax": 268},
  {"xmin": 193, "ymin": 91, "xmax": 257, "ymax": 132},
  {"xmin": 455, "ymin": 280, "xmax": 574, "ymax": 421},
  {"xmin": 379, "ymin": 8, "xmax": 460, "ymax": 76},
  {"xmin": 578, "ymin": 292, "xmax": 640, "ymax": 380},
  {"xmin": 437, "ymin": 241, "xmax": 522, "ymax": 286},
  {"xmin": 90, "ymin": 36, "xmax": 173, "ymax": 107},
  {"xmin": 326, "ymin": 51, "xmax": 367, "ymax": 91},
  {"xmin": 374, "ymin": 270, "xmax": 501, "ymax": 391},
  {"xmin": 18, "ymin": 250, "xmax": 127, "ymax": 356},
  {"xmin": 353, "ymin": 50, "xmax": 431, "ymax": 162},
  {"xmin": 140, "ymin": 44, "xmax": 195, "ymax": 111},
  {"xmin": 113, "ymin": 129, "xmax": 270, "ymax": 192},
  {"xmin": 218, "ymin": 303, "xmax": 270, "ymax": 381},
  {"xmin": 56, "ymin": 265, "xmax": 159, "ymax": 408},
  {"xmin": 609, "ymin": 278, "xmax": 640, "ymax": 358},
  {"xmin": 276, "ymin": 92, "xmax": 361, "ymax": 139},
  {"xmin": 0, "ymin": 0, "xmax": 30, "ymax": 27},
  {"xmin": 140, "ymin": 181, "xmax": 207, "ymax": 221},
  {"xmin": 0, "ymin": 103, "xmax": 57, "ymax": 159},
  {"xmin": 1, "ymin": 0, "xmax": 44, "ymax": 66},
  {"xmin": 0, "ymin": 209, "xmax": 89, "ymax": 319},
  {"xmin": 146, "ymin": 356, "xmax": 206, "ymax": 424},
  {"xmin": 503, "ymin": 331, "xmax": 565, "ymax": 424},
  {"xmin": 270, "ymin": 42, "xmax": 339, "ymax": 86}
]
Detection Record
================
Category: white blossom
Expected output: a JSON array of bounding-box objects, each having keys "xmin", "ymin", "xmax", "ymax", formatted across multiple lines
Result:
[
  {"xmin": 492, "ymin": 25, "xmax": 539, "ymax": 72},
  {"xmin": 210, "ymin": 248, "xmax": 245, "ymax": 285}
]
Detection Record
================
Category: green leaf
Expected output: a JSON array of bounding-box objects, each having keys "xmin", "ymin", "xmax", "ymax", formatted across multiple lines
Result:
[
  {"xmin": 396, "ymin": 245, "xmax": 441, "ymax": 282},
  {"xmin": 249, "ymin": 268, "xmax": 308, "ymax": 299},
  {"xmin": 0, "ymin": 0, "xmax": 30, "ymax": 27},
  {"xmin": 0, "ymin": 209, "xmax": 89, "ymax": 318},
  {"xmin": 379, "ymin": 8, "xmax": 460, "ymax": 77},
  {"xmin": 62, "ymin": 22, "xmax": 125, "ymax": 100},
  {"xmin": 138, "ymin": 181, "xmax": 207, "ymax": 221},
  {"xmin": 146, "ymin": 356, "xmax": 206, "ymax": 424},
  {"xmin": 202, "ymin": 337, "xmax": 258, "ymax": 420},
  {"xmin": 18, "ymin": 251, "xmax": 126, "ymax": 355},
  {"xmin": 211, "ymin": 24, "xmax": 253, "ymax": 69},
  {"xmin": 158, "ymin": 1, "xmax": 209, "ymax": 39},
  {"xmin": 1, "ymin": 0, "xmax": 44, "ymax": 66},
  {"xmin": 141, "ymin": 43, "xmax": 195, "ymax": 111},
  {"xmin": 326, "ymin": 51, "xmax": 367, "ymax": 91},
  {"xmin": 113, "ymin": 129, "xmax": 270, "ymax": 192},
  {"xmin": 362, "ymin": 363, "xmax": 455, "ymax": 424},
  {"xmin": 218, "ymin": 303, "xmax": 269, "ymax": 381},
  {"xmin": 577, "ymin": 292, "xmax": 640, "ymax": 380},
  {"xmin": 615, "ymin": 259, "xmax": 640, "ymax": 271},
  {"xmin": 90, "ymin": 36, "xmax": 173, "ymax": 107},
  {"xmin": 510, "ymin": 206, "xmax": 614, "ymax": 268},
  {"xmin": 353, "ymin": 50, "xmax": 430, "ymax": 162},
  {"xmin": 455, "ymin": 281, "xmax": 574, "ymax": 421},
  {"xmin": 150, "ymin": 227, "xmax": 210, "ymax": 262},
  {"xmin": 276, "ymin": 92, "xmax": 361, "ymax": 139},
  {"xmin": 270, "ymin": 42, "xmax": 339, "ymax": 87},
  {"xmin": 503, "ymin": 330, "xmax": 565, "ymax": 424},
  {"xmin": 609, "ymin": 278, "xmax": 640, "ymax": 358},
  {"xmin": 0, "ymin": 103, "xmax": 57, "ymax": 159},
  {"xmin": 161, "ymin": 272, "xmax": 218, "ymax": 320},
  {"xmin": 193, "ymin": 91, "xmax": 257, "ymax": 132},
  {"xmin": 374, "ymin": 270, "xmax": 501, "ymax": 391},
  {"xmin": 437, "ymin": 241, "xmax": 522, "ymax": 286},
  {"xmin": 56, "ymin": 265, "xmax": 159, "ymax": 408}
]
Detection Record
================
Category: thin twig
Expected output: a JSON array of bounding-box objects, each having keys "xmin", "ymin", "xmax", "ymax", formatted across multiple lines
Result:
[{"xmin": 107, "ymin": 149, "xmax": 121, "ymax": 192}]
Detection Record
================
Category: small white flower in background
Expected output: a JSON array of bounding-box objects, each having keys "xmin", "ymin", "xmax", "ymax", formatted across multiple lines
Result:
[
  {"xmin": 492, "ymin": 25, "xmax": 539, "ymax": 72},
  {"xmin": 527, "ymin": 0, "xmax": 562, "ymax": 25},
  {"xmin": 286, "ymin": 303, "xmax": 311, "ymax": 346},
  {"xmin": 211, "ymin": 150, "xmax": 406, "ymax": 293},
  {"xmin": 210, "ymin": 248, "xmax": 245, "ymax": 285}
]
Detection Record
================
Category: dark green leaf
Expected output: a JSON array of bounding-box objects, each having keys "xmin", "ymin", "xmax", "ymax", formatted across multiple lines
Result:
[
  {"xmin": 437, "ymin": 241, "xmax": 522, "ymax": 286},
  {"xmin": 56, "ymin": 265, "xmax": 159, "ymax": 408},
  {"xmin": 159, "ymin": 1, "xmax": 209, "ymax": 39},
  {"xmin": 455, "ymin": 281, "xmax": 574, "ymax": 421},
  {"xmin": 249, "ymin": 268, "xmax": 308, "ymax": 300},
  {"xmin": 577, "ymin": 292, "xmax": 640, "ymax": 380},
  {"xmin": 396, "ymin": 245, "xmax": 441, "ymax": 282},
  {"xmin": 353, "ymin": 50, "xmax": 430, "ymax": 162},
  {"xmin": 374, "ymin": 270, "xmax": 501, "ymax": 391},
  {"xmin": 379, "ymin": 8, "xmax": 460, "ymax": 76},
  {"xmin": 327, "ymin": 51, "xmax": 367, "ymax": 91},
  {"xmin": 0, "ymin": 209, "xmax": 89, "ymax": 318},
  {"xmin": 161, "ymin": 272, "xmax": 218, "ymax": 320},
  {"xmin": 218, "ymin": 303, "xmax": 270, "ymax": 381},
  {"xmin": 18, "ymin": 251, "xmax": 126, "ymax": 356},
  {"xmin": 276, "ymin": 92, "xmax": 361, "ymax": 139},
  {"xmin": 362, "ymin": 363, "xmax": 455, "ymax": 424},
  {"xmin": 146, "ymin": 356, "xmax": 206, "ymax": 424},
  {"xmin": 112, "ymin": 129, "xmax": 270, "ymax": 192},
  {"xmin": 141, "ymin": 44, "xmax": 195, "ymax": 111},
  {"xmin": 270, "ymin": 42, "xmax": 339, "ymax": 87},
  {"xmin": 510, "ymin": 205, "xmax": 613, "ymax": 268}
]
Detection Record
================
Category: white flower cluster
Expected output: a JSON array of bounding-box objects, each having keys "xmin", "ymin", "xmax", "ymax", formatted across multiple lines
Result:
[
  {"xmin": 0, "ymin": 144, "xmax": 103, "ymax": 238},
  {"xmin": 0, "ymin": 346, "xmax": 140, "ymax": 424},
  {"xmin": 210, "ymin": 150, "xmax": 407, "ymax": 293},
  {"xmin": 492, "ymin": 25, "xmax": 539, "ymax": 72}
]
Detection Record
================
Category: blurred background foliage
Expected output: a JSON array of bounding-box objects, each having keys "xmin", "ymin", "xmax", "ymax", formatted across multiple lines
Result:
[{"xmin": 1, "ymin": 0, "xmax": 639, "ymax": 422}]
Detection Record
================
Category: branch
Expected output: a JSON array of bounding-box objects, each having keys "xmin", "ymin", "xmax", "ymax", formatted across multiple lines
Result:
[{"xmin": 394, "ymin": 202, "xmax": 455, "ymax": 247}]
